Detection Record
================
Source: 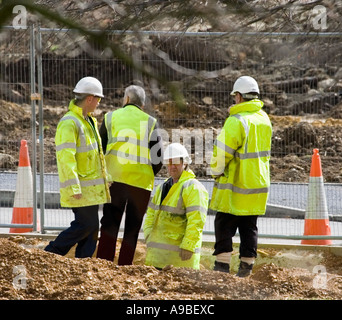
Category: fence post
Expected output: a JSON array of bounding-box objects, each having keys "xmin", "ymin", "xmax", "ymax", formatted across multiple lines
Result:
[
  {"xmin": 29, "ymin": 24, "xmax": 38, "ymax": 232},
  {"xmin": 37, "ymin": 24, "xmax": 45, "ymax": 233}
]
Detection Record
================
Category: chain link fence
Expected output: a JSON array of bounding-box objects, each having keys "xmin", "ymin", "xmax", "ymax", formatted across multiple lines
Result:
[{"xmin": 1, "ymin": 26, "xmax": 342, "ymax": 241}]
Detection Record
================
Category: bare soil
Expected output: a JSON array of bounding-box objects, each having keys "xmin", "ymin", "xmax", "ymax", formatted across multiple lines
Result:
[
  {"xmin": 2, "ymin": 0, "xmax": 342, "ymax": 303},
  {"xmin": 2, "ymin": 99, "xmax": 342, "ymax": 183},
  {"xmin": 1, "ymin": 236, "xmax": 342, "ymax": 300}
]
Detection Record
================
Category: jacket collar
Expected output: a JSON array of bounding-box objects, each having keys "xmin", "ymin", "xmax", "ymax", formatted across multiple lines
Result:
[
  {"xmin": 178, "ymin": 169, "xmax": 196, "ymax": 183},
  {"xmin": 166, "ymin": 168, "xmax": 196, "ymax": 186},
  {"xmin": 123, "ymin": 103, "xmax": 142, "ymax": 110},
  {"xmin": 229, "ymin": 99, "xmax": 264, "ymax": 115},
  {"xmin": 69, "ymin": 99, "xmax": 92, "ymax": 119}
]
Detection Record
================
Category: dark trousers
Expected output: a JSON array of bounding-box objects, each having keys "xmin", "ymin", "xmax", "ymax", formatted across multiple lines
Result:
[
  {"xmin": 213, "ymin": 211, "xmax": 258, "ymax": 258},
  {"xmin": 96, "ymin": 182, "xmax": 151, "ymax": 265},
  {"xmin": 44, "ymin": 205, "xmax": 99, "ymax": 258}
]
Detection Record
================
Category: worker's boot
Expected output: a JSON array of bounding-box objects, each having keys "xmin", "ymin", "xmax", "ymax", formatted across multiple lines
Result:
[
  {"xmin": 213, "ymin": 261, "xmax": 230, "ymax": 273},
  {"xmin": 236, "ymin": 261, "xmax": 253, "ymax": 277}
]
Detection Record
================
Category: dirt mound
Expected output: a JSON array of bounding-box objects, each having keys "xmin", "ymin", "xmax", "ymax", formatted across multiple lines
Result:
[
  {"xmin": 1, "ymin": 237, "xmax": 342, "ymax": 300},
  {"xmin": 2, "ymin": 100, "xmax": 342, "ymax": 183}
]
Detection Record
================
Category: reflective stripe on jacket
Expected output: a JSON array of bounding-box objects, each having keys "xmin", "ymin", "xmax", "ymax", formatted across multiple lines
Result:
[
  {"xmin": 143, "ymin": 170, "xmax": 208, "ymax": 269},
  {"xmin": 209, "ymin": 99, "xmax": 272, "ymax": 216},
  {"xmin": 55, "ymin": 99, "xmax": 111, "ymax": 207},
  {"xmin": 104, "ymin": 104, "xmax": 157, "ymax": 191}
]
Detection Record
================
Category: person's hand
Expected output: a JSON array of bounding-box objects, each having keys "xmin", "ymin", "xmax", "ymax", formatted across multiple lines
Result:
[
  {"xmin": 179, "ymin": 249, "xmax": 193, "ymax": 261},
  {"xmin": 72, "ymin": 193, "xmax": 82, "ymax": 199}
]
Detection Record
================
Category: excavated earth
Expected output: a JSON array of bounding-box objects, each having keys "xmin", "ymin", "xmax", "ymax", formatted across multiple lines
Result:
[
  {"xmin": 2, "ymin": 99, "xmax": 342, "ymax": 183},
  {"xmin": 2, "ymin": 0, "xmax": 342, "ymax": 303},
  {"xmin": 1, "ymin": 236, "xmax": 342, "ymax": 300}
]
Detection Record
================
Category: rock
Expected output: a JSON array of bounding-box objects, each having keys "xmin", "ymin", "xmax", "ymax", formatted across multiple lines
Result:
[
  {"xmin": 334, "ymin": 67, "xmax": 342, "ymax": 79},
  {"xmin": 202, "ymin": 96, "xmax": 212, "ymax": 105},
  {"xmin": 318, "ymin": 78, "xmax": 336, "ymax": 91},
  {"xmin": 0, "ymin": 153, "xmax": 16, "ymax": 169}
]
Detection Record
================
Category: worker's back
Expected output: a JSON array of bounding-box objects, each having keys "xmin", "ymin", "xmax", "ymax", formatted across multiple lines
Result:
[{"xmin": 104, "ymin": 104, "xmax": 157, "ymax": 191}]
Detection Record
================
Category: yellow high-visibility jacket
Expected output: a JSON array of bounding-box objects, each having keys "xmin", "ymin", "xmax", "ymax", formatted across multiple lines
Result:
[
  {"xmin": 143, "ymin": 169, "xmax": 208, "ymax": 269},
  {"xmin": 55, "ymin": 99, "xmax": 111, "ymax": 208},
  {"xmin": 209, "ymin": 99, "xmax": 272, "ymax": 215},
  {"xmin": 104, "ymin": 104, "xmax": 157, "ymax": 191}
]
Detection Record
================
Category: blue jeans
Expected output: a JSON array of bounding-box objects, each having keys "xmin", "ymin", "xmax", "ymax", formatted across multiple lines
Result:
[{"xmin": 44, "ymin": 205, "xmax": 99, "ymax": 258}]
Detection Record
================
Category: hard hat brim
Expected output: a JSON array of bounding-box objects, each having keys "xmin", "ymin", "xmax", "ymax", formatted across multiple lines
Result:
[
  {"xmin": 163, "ymin": 155, "xmax": 192, "ymax": 165},
  {"xmin": 73, "ymin": 90, "xmax": 104, "ymax": 98}
]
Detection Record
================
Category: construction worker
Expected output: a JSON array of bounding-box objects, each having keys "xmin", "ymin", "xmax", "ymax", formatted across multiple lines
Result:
[
  {"xmin": 96, "ymin": 85, "xmax": 163, "ymax": 265},
  {"xmin": 45, "ymin": 76, "xmax": 111, "ymax": 258},
  {"xmin": 143, "ymin": 143, "xmax": 208, "ymax": 270},
  {"xmin": 210, "ymin": 76, "xmax": 272, "ymax": 277}
]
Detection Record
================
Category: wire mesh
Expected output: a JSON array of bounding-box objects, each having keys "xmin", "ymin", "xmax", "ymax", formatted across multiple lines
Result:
[
  {"xmin": 1, "ymin": 27, "xmax": 342, "ymax": 240},
  {"xmin": 0, "ymin": 27, "xmax": 34, "ymax": 231}
]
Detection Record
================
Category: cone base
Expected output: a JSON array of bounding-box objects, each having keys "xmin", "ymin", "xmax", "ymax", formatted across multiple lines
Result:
[
  {"xmin": 9, "ymin": 228, "xmax": 33, "ymax": 233},
  {"xmin": 301, "ymin": 218, "xmax": 332, "ymax": 245},
  {"xmin": 10, "ymin": 207, "xmax": 33, "ymax": 234}
]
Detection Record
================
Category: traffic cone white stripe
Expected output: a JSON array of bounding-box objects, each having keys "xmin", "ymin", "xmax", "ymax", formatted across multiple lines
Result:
[
  {"xmin": 10, "ymin": 140, "xmax": 34, "ymax": 233},
  {"xmin": 305, "ymin": 176, "xmax": 328, "ymax": 220},
  {"xmin": 302, "ymin": 148, "xmax": 331, "ymax": 245},
  {"xmin": 13, "ymin": 167, "xmax": 33, "ymax": 208}
]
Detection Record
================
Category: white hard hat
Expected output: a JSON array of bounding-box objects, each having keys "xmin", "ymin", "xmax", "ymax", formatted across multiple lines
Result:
[
  {"xmin": 164, "ymin": 143, "xmax": 192, "ymax": 164},
  {"xmin": 230, "ymin": 76, "xmax": 260, "ymax": 97},
  {"xmin": 73, "ymin": 76, "xmax": 104, "ymax": 98}
]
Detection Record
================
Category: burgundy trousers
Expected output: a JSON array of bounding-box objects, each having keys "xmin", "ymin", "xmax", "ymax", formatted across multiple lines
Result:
[{"xmin": 96, "ymin": 181, "xmax": 151, "ymax": 265}]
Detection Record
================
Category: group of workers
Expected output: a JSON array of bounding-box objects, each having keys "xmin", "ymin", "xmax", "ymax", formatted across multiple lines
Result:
[{"xmin": 44, "ymin": 75, "xmax": 272, "ymax": 278}]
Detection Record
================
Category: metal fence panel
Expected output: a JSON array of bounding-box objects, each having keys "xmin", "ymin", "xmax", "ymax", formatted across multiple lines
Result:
[
  {"xmin": 1, "ymin": 26, "xmax": 342, "ymax": 241},
  {"xmin": 0, "ymin": 26, "xmax": 37, "ymax": 231}
]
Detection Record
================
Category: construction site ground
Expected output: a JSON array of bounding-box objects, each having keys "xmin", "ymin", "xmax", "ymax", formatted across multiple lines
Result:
[
  {"xmin": 2, "ymin": 0, "xmax": 342, "ymax": 304},
  {"xmin": 2, "ymin": 100, "xmax": 342, "ymax": 301},
  {"xmin": 1, "ymin": 234, "xmax": 342, "ymax": 301}
]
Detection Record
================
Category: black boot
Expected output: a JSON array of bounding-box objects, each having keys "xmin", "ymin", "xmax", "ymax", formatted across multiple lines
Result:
[
  {"xmin": 236, "ymin": 261, "xmax": 253, "ymax": 277},
  {"xmin": 213, "ymin": 261, "xmax": 230, "ymax": 273}
]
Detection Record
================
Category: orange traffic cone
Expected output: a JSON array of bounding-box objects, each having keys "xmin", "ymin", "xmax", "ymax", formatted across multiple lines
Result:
[
  {"xmin": 10, "ymin": 140, "xmax": 34, "ymax": 233},
  {"xmin": 301, "ymin": 148, "xmax": 332, "ymax": 245}
]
